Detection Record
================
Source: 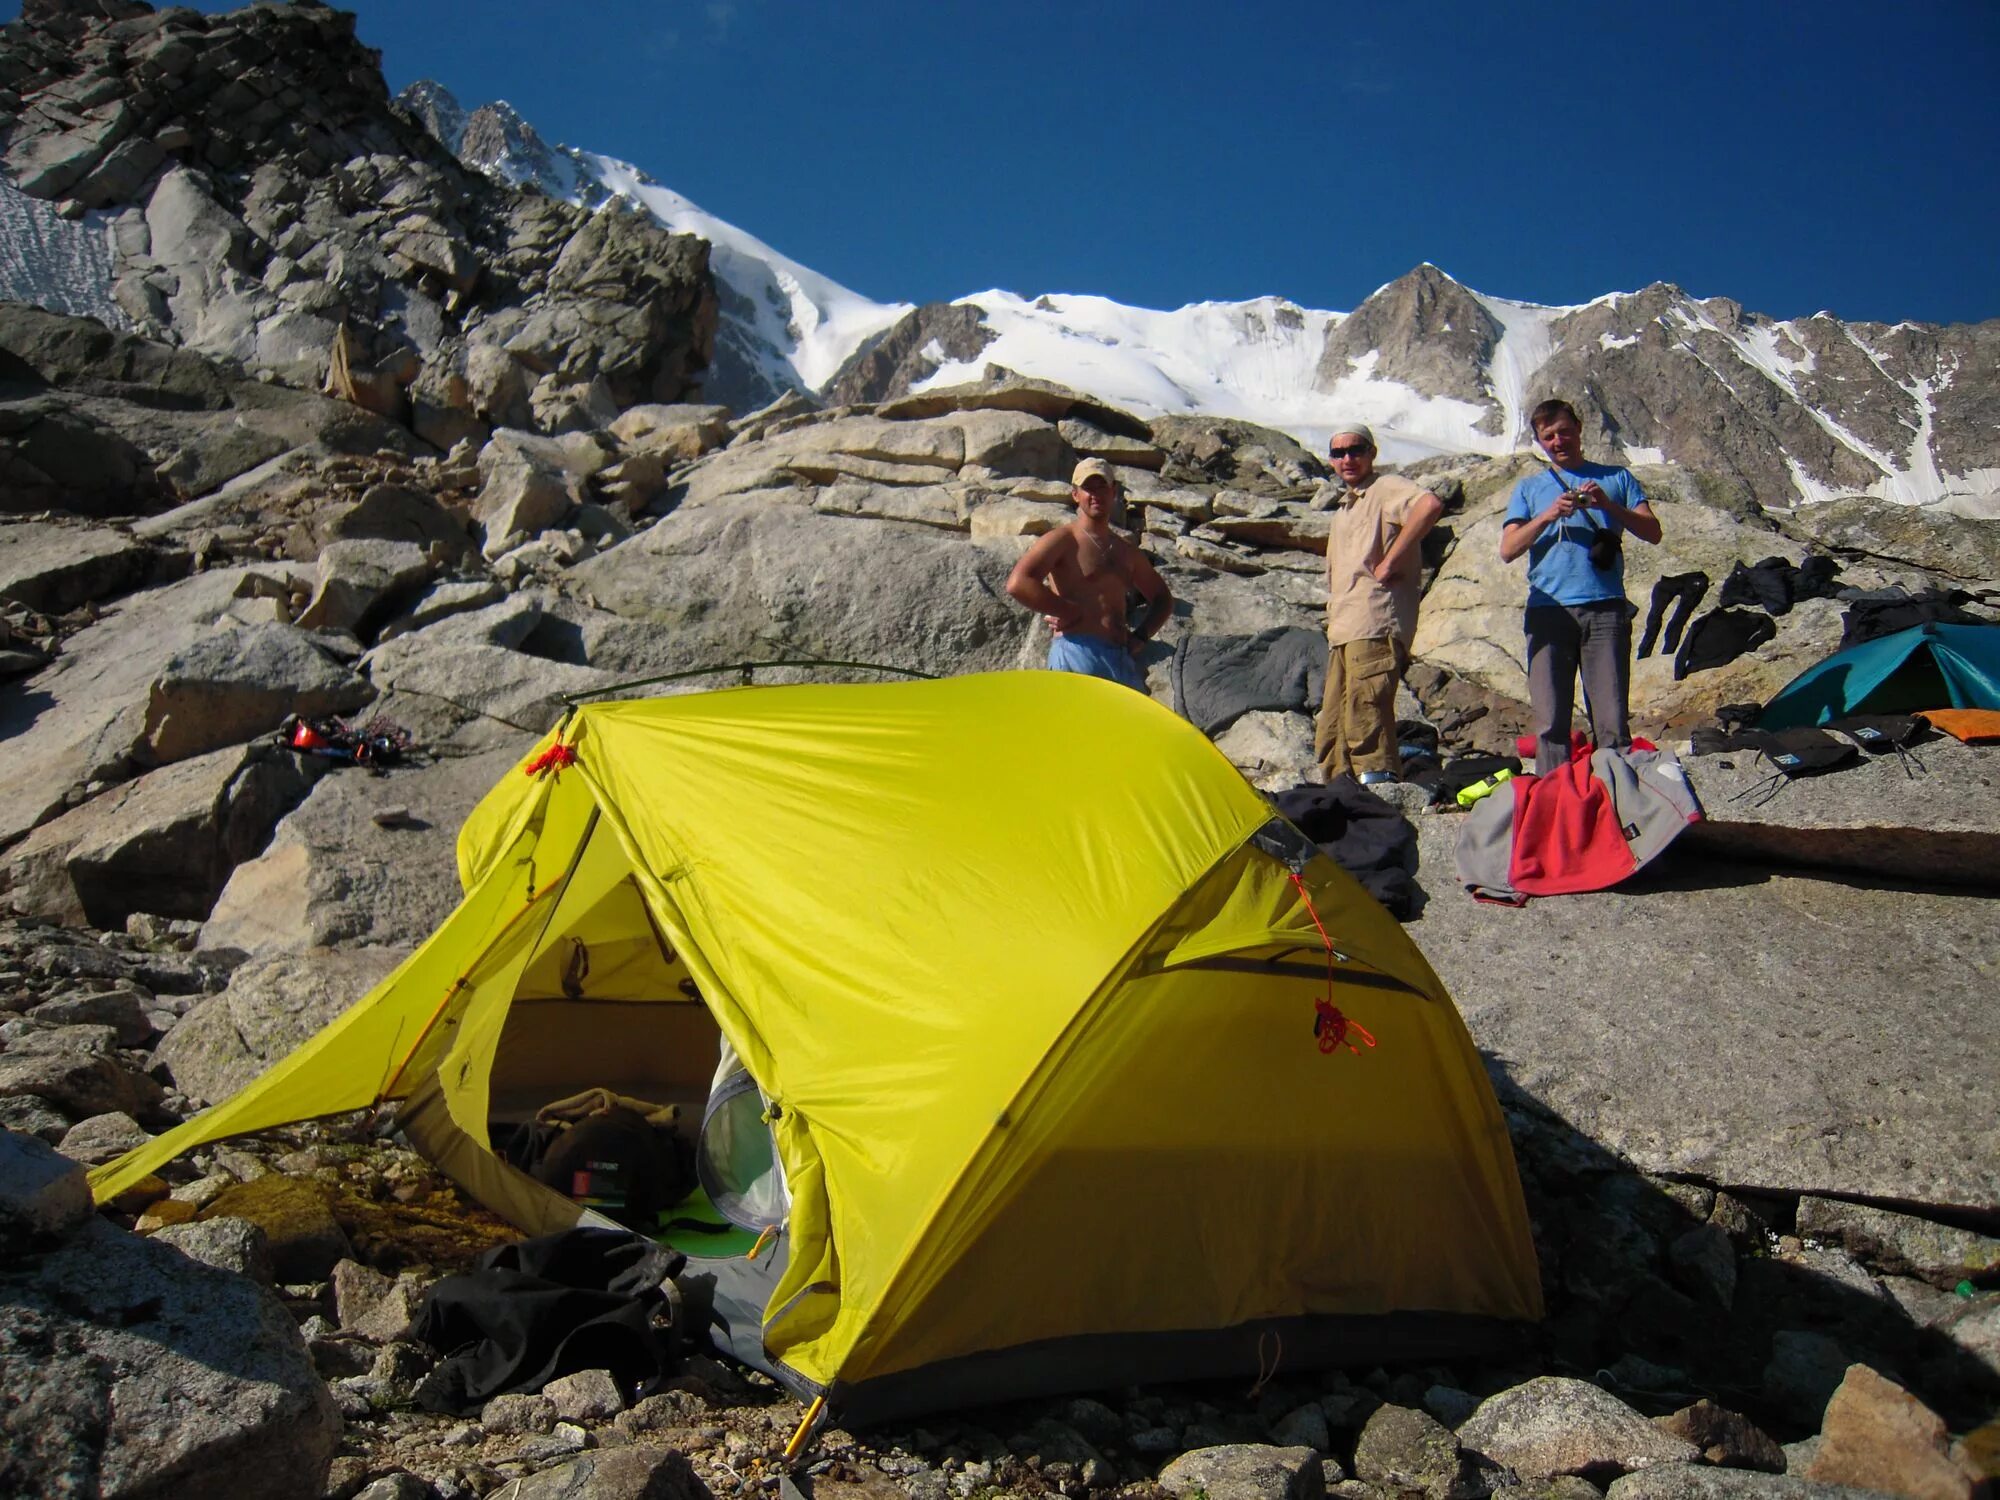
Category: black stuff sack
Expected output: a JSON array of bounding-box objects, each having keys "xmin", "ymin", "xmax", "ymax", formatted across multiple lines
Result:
[
  {"xmin": 1745, "ymin": 727, "xmax": 1859, "ymax": 776},
  {"xmin": 1729, "ymin": 727, "xmax": 1859, "ymax": 805},
  {"xmin": 1823, "ymin": 714, "xmax": 1926, "ymax": 752},
  {"xmin": 1271, "ymin": 778, "xmax": 1420, "ymax": 921},
  {"xmin": 1824, "ymin": 713, "xmax": 1928, "ymax": 778}
]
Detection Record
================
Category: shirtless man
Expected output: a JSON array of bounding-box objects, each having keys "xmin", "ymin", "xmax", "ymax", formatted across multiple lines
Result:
[{"xmin": 1005, "ymin": 457, "xmax": 1172, "ymax": 691}]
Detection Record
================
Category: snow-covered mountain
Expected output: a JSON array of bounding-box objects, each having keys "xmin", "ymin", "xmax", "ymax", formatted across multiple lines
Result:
[
  {"xmin": 398, "ymin": 83, "xmax": 1524, "ymax": 456},
  {"xmin": 402, "ymin": 83, "xmax": 1999, "ymax": 517},
  {"xmin": 400, "ymin": 84, "xmax": 908, "ymax": 416}
]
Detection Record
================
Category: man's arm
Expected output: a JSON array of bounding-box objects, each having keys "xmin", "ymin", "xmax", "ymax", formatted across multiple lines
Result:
[
  {"xmin": 1005, "ymin": 531, "xmax": 1087, "ymax": 631},
  {"xmin": 1371, "ymin": 491, "xmax": 1446, "ymax": 582},
  {"xmin": 1126, "ymin": 547, "xmax": 1174, "ymax": 650},
  {"xmin": 1500, "ymin": 504, "xmax": 1574, "ymax": 562}
]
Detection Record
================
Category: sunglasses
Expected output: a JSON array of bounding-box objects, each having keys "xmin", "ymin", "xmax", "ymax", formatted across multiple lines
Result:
[{"xmin": 1328, "ymin": 444, "xmax": 1372, "ymax": 460}]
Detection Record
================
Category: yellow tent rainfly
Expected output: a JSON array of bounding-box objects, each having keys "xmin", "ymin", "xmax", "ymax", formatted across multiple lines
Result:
[{"xmin": 92, "ymin": 671, "xmax": 1541, "ymax": 1423}]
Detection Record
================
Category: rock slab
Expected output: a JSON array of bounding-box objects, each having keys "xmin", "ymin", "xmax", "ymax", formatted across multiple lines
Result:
[
  {"xmin": 0, "ymin": 1216, "xmax": 338, "ymax": 1500},
  {"xmin": 1681, "ymin": 743, "xmax": 2000, "ymax": 887},
  {"xmin": 1457, "ymin": 1376, "xmax": 1699, "ymax": 1482},
  {"xmin": 1413, "ymin": 817, "xmax": 2000, "ymax": 1214},
  {"xmin": 1158, "ymin": 1444, "xmax": 1324, "ymax": 1500}
]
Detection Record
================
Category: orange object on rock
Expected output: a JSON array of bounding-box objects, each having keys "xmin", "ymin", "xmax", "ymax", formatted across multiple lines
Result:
[{"xmin": 1916, "ymin": 708, "xmax": 2000, "ymax": 744}]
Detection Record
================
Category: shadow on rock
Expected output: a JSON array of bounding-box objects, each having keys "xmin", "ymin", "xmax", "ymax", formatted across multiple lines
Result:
[{"xmin": 1490, "ymin": 1055, "xmax": 2000, "ymax": 1437}]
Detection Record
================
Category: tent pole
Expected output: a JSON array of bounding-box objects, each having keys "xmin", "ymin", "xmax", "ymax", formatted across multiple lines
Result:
[{"xmin": 783, "ymin": 1395, "xmax": 827, "ymax": 1461}]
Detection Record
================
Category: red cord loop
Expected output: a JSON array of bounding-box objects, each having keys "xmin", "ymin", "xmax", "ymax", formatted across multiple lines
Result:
[
  {"xmin": 524, "ymin": 742, "xmax": 578, "ymax": 779},
  {"xmin": 1314, "ymin": 998, "xmax": 1378, "ymax": 1056},
  {"xmin": 1288, "ymin": 871, "xmax": 1376, "ymax": 1058}
]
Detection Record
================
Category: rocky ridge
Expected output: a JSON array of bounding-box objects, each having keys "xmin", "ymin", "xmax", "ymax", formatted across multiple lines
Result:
[
  {"xmin": 0, "ymin": 0, "xmax": 717, "ymax": 458},
  {"xmin": 1, "ymin": 4, "xmax": 1997, "ymax": 1498},
  {"xmin": 405, "ymin": 75, "xmax": 2000, "ymax": 518},
  {"xmin": 2, "ymin": 304, "xmax": 1997, "ymax": 1493},
  {"xmin": 833, "ymin": 268, "xmax": 2000, "ymax": 515}
]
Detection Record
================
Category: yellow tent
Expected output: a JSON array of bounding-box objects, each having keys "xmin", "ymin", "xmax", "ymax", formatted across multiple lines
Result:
[{"xmin": 94, "ymin": 671, "xmax": 1540, "ymax": 1421}]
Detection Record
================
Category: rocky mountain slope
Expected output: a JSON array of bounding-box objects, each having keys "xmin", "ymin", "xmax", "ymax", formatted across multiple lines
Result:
[
  {"xmin": 400, "ymin": 86, "xmax": 1999, "ymax": 516},
  {"xmin": 0, "ymin": 0, "xmax": 717, "ymax": 459},
  {"xmin": 1, "ymin": 4, "xmax": 1997, "ymax": 1497},
  {"xmin": 9, "ymin": 3, "xmax": 1994, "ymax": 519}
]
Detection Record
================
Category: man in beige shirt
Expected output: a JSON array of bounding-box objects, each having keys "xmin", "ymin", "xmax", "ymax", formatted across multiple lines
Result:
[{"xmin": 1314, "ymin": 424, "xmax": 1444, "ymax": 783}]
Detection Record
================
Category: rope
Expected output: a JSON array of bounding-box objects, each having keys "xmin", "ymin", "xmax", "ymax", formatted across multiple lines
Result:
[
  {"xmin": 557, "ymin": 657, "xmax": 936, "ymax": 706},
  {"xmin": 1287, "ymin": 872, "xmax": 1377, "ymax": 1058},
  {"xmin": 524, "ymin": 741, "xmax": 577, "ymax": 779},
  {"xmin": 1247, "ymin": 1329, "xmax": 1283, "ymax": 1399},
  {"xmin": 1314, "ymin": 999, "xmax": 1378, "ymax": 1056},
  {"xmin": 534, "ymin": 1087, "xmax": 681, "ymax": 1130}
]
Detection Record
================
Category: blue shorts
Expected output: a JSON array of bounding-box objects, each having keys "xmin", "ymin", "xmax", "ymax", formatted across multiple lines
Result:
[{"xmin": 1049, "ymin": 633, "xmax": 1147, "ymax": 691}]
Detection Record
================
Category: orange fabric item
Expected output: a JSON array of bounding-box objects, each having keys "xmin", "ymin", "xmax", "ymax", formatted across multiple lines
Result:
[{"xmin": 1916, "ymin": 708, "xmax": 2000, "ymax": 744}]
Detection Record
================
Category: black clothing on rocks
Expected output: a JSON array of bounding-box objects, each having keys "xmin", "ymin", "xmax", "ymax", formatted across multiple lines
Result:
[
  {"xmin": 1272, "ymin": 777, "xmax": 1420, "ymax": 920},
  {"xmin": 1839, "ymin": 588, "xmax": 1986, "ymax": 648},
  {"xmin": 1689, "ymin": 702, "xmax": 1771, "ymax": 756},
  {"xmin": 1637, "ymin": 571, "xmax": 1710, "ymax": 659},
  {"xmin": 413, "ymin": 1228, "xmax": 683, "ymax": 1414},
  {"xmin": 1717, "ymin": 555, "xmax": 1841, "ymax": 617},
  {"xmin": 1674, "ymin": 608, "xmax": 1778, "ymax": 680}
]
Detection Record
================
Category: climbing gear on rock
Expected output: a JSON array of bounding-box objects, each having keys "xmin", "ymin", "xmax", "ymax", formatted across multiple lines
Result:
[{"xmin": 277, "ymin": 712, "xmax": 415, "ymax": 772}]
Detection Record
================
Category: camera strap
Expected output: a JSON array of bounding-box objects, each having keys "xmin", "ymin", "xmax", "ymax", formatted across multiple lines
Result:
[{"xmin": 1539, "ymin": 459, "xmax": 1606, "ymax": 542}]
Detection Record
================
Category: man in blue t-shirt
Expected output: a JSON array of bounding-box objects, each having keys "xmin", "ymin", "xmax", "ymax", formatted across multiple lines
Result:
[{"xmin": 1500, "ymin": 398, "xmax": 1663, "ymax": 773}]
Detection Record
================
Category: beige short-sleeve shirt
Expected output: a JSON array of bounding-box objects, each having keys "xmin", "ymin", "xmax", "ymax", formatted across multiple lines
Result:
[{"xmin": 1323, "ymin": 471, "xmax": 1428, "ymax": 647}]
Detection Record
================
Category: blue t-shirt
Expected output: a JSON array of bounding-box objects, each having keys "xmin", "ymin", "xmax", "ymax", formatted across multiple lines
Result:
[{"xmin": 1503, "ymin": 462, "xmax": 1646, "ymax": 608}]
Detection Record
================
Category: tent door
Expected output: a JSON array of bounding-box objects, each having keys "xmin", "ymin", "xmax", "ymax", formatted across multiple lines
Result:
[{"xmin": 696, "ymin": 1065, "xmax": 791, "ymax": 1232}]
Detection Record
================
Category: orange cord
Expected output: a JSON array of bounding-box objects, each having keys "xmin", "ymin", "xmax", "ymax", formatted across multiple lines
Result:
[
  {"xmin": 524, "ymin": 741, "xmax": 577, "ymax": 779},
  {"xmin": 1288, "ymin": 871, "xmax": 1377, "ymax": 1058}
]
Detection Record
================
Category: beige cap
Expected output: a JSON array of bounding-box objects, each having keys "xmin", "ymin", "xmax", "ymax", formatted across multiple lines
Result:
[{"xmin": 1071, "ymin": 456, "xmax": 1118, "ymax": 487}]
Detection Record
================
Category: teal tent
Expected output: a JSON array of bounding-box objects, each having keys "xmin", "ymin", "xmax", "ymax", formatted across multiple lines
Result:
[{"xmin": 1759, "ymin": 623, "xmax": 2000, "ymax": 729}]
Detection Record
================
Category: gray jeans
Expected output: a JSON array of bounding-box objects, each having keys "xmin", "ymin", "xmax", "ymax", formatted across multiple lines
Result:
[{"xmin": 1525, "ymin": 601, "xmax": 1632, "ymax": 774}]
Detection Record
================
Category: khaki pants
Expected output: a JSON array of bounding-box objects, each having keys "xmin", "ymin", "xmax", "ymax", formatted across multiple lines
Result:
[{"xmin": 1314, "ymin": 636, "xmax": 1408, "ymax": 779}]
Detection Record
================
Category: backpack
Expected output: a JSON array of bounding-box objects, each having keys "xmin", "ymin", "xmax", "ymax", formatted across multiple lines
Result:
[{"xmin": 528, "ymin": 1106, "xmax": 693, "ymax": 1232}]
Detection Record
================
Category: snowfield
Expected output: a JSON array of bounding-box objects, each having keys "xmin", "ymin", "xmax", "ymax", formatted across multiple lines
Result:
[{"xmin": 6, "ymin": 75, "xmax": 1987, "ymax": 513}]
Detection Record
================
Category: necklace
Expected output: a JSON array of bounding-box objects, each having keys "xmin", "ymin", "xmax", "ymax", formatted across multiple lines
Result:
[{"xmin": 1079, "ymin": 526, "xmax": 1118, "ymax": 568}]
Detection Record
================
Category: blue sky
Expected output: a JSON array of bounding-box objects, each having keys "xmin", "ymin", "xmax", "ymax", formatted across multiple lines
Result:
[{"xmin": 11, "ymin": 0, "xmax": 1997, "ymax": 324}]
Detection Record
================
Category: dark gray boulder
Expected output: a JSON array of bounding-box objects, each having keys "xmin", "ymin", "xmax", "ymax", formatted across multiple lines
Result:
[{"xmin": 0, "ymin": 1215, "xmax": 338, "ymax": 1499}]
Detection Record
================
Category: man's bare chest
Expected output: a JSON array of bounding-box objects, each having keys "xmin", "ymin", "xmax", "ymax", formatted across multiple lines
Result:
[{"xmin": 1071, "ymin": 532, "xmax": 1129, "ymax": 585}]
